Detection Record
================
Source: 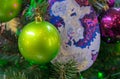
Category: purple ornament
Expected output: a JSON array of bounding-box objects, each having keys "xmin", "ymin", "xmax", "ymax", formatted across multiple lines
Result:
[
  {"xmin": 107, "ymin": 0, "xmax": 115, "ymax": 7},
  {"xmin": 100, "ymin": 8, "xmax": 120, "ymax": 43}
]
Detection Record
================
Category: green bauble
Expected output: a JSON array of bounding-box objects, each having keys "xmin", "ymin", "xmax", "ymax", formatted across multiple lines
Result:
[
  {"xmin": 18, "ymin": 21, "xmax": 61, "ymax": 64},
  {"xmin": 0, "ymin": 0, "xmax": 22, "ymax": 22}
]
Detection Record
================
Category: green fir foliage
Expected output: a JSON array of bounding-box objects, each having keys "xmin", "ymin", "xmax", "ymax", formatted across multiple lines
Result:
[{"xmin": 0, "ymin": 0, "xmax": 120, "ymax": 79}]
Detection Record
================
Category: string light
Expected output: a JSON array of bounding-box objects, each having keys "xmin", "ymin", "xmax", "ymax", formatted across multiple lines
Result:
[{"xmin": 98, "ymin": 72, "xmax": 104, "ymax": 79}]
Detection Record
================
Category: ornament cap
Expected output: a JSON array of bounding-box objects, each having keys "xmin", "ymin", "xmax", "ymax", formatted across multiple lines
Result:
[
  {"xmin": 35, "ymin": 7, "xmax": 42, "ymax": 22},
  {"xmin": 35, "ymin": 13, "xmax": 42, "ymax": 22}
]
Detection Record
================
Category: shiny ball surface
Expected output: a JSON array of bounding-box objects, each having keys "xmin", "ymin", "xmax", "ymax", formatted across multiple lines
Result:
[
  {"xmin": 100, "ymin": 8, "xmax": 120, "ymax": 43},
  {"xmin": 0, "ymin": 0, "xmax": 22, "ymax": 22},
  {"xmin": 18, "ymin": 21, "xmax": 60, "ymax": 64}
]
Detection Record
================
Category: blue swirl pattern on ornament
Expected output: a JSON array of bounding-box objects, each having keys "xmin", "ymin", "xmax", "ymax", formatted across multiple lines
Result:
[
  {"xmin": 49, "ymin": 0, "xmax": 99, "ymax": 48},
  {"xmin": 49, "ymin": 0, "xmax": 100, "ymax": 72}
]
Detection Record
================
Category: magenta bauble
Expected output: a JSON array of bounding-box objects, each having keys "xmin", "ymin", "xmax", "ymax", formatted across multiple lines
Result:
[{"xmin": 100, "ymin": 8, "xmax": 120, "ymax": 43}]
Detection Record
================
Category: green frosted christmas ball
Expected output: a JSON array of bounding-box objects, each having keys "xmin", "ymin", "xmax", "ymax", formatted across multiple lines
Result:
[
  {"xmin": 18, "ymin": 21, "xmax": 61, "ymax": 64},
  {"xmin": 0, "ymin": 0, "xmax": 22, "ymax": 22}
]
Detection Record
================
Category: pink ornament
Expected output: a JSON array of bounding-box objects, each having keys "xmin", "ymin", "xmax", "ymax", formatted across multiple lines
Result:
[
  {"xmin": 100, "ymin": 8, "xmax": 120, "ymax": 43},
  {"xmin": 107, "ymin": 0, "xmax": 115, "ymax": 7}
]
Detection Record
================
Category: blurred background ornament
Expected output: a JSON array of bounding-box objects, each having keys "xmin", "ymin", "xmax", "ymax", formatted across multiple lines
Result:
[
  {"xmin": 100, "ymin": 8, "xmax": 120, "ymax": 43},
  {"xmin": 0, "ymin": 0, "xmax": 22, "ymax": 22},
  {"xmin": 49, "ymin": 0, "xmax": 100, "ymax": 72}
]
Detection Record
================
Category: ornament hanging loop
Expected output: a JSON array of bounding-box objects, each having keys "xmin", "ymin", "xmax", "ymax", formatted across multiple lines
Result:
[{"xmin": 35, "ymin": 7, "xmax": 42, "ymax": 22}]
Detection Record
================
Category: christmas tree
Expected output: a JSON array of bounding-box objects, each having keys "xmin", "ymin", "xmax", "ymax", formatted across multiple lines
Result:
[{"xmin": 0, "ymin": 0, "xmax": 120, "ymax": 79}]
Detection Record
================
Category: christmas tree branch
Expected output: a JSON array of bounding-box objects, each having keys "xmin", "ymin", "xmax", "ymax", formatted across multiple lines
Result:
[
  {"xmin": 89, "ymin": 0, "xmax": 109, "ymax": 13},
  {"xmin": 114, "ymin": 0, "xmax": 120, "ymax": 7},
  {"xmin": 49, "ymin": 60, "xmax": 78, "ymax": 79},
  {"xmin": 24, "ymin": 0, "xmax": 48, "ymax": 21}
]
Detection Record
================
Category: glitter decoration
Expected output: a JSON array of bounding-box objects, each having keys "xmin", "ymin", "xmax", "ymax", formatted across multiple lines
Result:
[
  {"xmin": 100, "ymin": 8, "xmax": 120, "ymax": 43},
  {"xmin": 49, "ymin": 0, "xmax": 100, "ymax": 72}
]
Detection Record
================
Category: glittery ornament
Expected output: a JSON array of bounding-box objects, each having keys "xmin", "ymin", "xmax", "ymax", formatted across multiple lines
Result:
[
  {"xmin": 100, "ymin": 8, "xmax": 120, "ymax": 43},
  {"xmin": 107, "ymin": 0, "xmax": 115, "ymax": 8},
  {"xmin": 49, "ymin": 0, "xmax": 100, "ymax": 72}
]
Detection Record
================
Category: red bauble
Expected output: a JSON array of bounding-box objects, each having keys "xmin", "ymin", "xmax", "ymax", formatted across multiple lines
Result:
[{"xmin": 100, "ymin": 8, "xmax": 120, "ymax": 43}]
